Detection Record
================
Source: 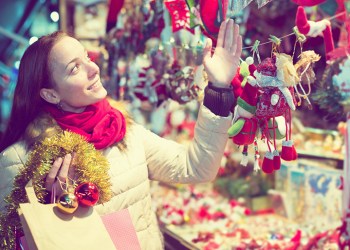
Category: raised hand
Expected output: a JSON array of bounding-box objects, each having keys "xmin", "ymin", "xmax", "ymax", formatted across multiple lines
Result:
[{"xmin": 203, "ymin": 19, "xmax": 242, "ymax": 88}]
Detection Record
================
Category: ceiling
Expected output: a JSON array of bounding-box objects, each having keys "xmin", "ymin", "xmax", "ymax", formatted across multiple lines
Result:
[{"xmin": 0, "ymin": 0, "xmax": 59, "ymax": 65}]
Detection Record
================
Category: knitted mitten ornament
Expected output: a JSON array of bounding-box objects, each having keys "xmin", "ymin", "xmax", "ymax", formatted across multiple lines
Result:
[
  {"xmin": 262, "ymin": 151, "xmax": 274, "ymax": 174},
  {"xmin": 281, "ymin": 140, "xmax": 298, "ymax": 161},
  {"xmin": 295, "ymin": 6, "xmax": 334, "ymax": 59}
]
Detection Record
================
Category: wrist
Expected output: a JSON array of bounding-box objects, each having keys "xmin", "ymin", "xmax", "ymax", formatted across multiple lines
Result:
[
  {"xmin": 207, "ymin": 82, "xmax": 232, "ymax": 92},
  {"xmin": 203, "ymin": 82, "xmax": 235, "ymax": 117},
  {"xmin": 210, "ymin": 81, "xmax": 230, "ymax": 88}
]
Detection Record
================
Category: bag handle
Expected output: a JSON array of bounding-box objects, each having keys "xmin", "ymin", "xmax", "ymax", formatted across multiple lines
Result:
[{"xmin": 25, "ymin": 180, "xmax": 39, "ymax": 204}]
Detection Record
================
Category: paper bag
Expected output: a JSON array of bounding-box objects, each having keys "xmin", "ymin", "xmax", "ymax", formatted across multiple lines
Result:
[
  {"xmin": 101, "ymin": 209, "xmax": 141, "ymax": 250},
  {"xmin": 18, "ymin": 184, "xmax": 116, "ymax": 250}
]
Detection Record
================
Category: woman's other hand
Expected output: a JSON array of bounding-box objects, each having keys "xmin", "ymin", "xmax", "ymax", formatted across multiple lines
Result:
[
  {"xmin": 45, "ymin": 153, "xmax": 75, "ymax": 193},
  {"xmin": 203, "ymin": 19, "xmax": 242, "ymax": 88}
]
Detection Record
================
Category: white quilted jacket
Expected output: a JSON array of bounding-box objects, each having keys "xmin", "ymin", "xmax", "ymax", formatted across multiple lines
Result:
[{"xmin": 0, "ymin": 104, "xmax": 232, "ymax": 250}]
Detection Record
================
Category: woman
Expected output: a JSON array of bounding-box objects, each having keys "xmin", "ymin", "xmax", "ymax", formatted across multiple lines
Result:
[{"xmin": 0, "ymin": 19, "xmax": 241, "ymax": 249}]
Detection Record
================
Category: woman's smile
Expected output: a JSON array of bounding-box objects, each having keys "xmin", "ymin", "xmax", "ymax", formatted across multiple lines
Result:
[{"xmin": 87, "ymin": 79, "xmax": 102, "ymax": 91}]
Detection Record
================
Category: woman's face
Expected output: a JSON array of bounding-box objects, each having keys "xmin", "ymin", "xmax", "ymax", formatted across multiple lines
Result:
[{"xmin": 46, "ymin": 36, "xmax": 107, "ymax": 113}]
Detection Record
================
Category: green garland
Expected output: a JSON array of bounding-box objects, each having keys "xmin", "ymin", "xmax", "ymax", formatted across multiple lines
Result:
[
  {"xmin": 312, "ymin": 57, "xmax": 345, "ymax": 122},
  {"xmin": 0, "ymin": 131, "xmax": 112, "ymax": 249}
]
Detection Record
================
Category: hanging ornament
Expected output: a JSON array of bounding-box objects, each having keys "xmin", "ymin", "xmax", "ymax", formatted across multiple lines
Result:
[
  {"xmin": 199, "ymin": 0, "xmax": 228, "ymax": 43},
  {"xmin": 293, "ymin": 50, "xmax": 321, "ymax": 109},
  {"xmin": 56, "ymin": 192, "xmax": 79, "ymax": 214},
  {"xmin": 75, "ymin": 182, "xmax": 100, "ymax": 207},
  {"xmin": 165, "ymin": 0, "xmax": 193, "ymax": 33},
  {"xmin": 164, "ymin": 66, "xmax": 201, "ymax": 104},
  {"xmin": 228, "ymin": 50, "xmax": 300, "ymax": 174},
  {"xmin": 132, "ymin": 66, "xmax": 167, "ymax": 107}
]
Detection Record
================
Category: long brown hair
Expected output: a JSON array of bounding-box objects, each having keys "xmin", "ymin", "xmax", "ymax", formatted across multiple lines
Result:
[{"xmin": 0, "ymin": 31, "xmax": 67, "ymax": 152}]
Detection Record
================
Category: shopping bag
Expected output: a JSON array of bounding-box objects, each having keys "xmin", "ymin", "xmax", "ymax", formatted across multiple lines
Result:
[
  {"xmin": 18, "ymin": 183, "xmax": 116, "ymax": 250},
  {"xmin": 101, "ymin": 209, "xmax": 142, "ymax": 250}
]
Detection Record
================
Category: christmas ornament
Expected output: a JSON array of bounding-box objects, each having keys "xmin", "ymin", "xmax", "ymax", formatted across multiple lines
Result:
[
  {"xmin": 228, "ymin": 50, "xmax": 301, "ymax": 173},
  {"xmin": 199, "ymin": 0, "xmax": 228, "ymax": 43},
  {"xmin": 56, "ymin": 192, "xmax": 79, "ymax": 214},
  {"xmin": 75, "ymin": 182, "xmax": 100, "ymax": 207},
  {"xmin": 165, "ymin": 66, "xmax": 200, "ymax": 104},
  {"xmin": 0, "ymin": 131, "xmax": 112, "ymax": 249},
  {"xmin": 295, "ymin": 5, "xmax": 334, "ymax": 60},
  {"xmin": 294, "ymin": 50, "xmax": 321, "ymax": 108},
  {"xmin": 134, "ymin": 66, "xmax": 161, "ymax": 104},
  {"xmin": 294, "ymin": 0, "xmax": 348, "ymax": 62},
  {"xmin": 165, "ymin": 0, "xmax": 192, "ymax": 33}
]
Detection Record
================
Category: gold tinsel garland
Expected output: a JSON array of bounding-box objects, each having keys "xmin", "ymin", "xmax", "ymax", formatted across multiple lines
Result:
[{"xmin": 0, "ymin": 131, "xmax": 112, "ymax": 249}]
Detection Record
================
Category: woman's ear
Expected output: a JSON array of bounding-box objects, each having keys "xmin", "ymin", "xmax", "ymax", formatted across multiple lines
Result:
[{"xmin": 40, "ymin": 88, "xmax": 60, "ymax": 104}]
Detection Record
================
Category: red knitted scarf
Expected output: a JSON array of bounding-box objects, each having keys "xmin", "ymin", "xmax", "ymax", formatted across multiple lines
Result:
[{"xmin": 45, "ymin": 99, "xmax": 126, "ymax": 150}]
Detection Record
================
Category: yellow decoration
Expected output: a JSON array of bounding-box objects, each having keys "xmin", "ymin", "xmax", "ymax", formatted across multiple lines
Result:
[
  {"xmin": 56, "ymin": 192, "xmax": 79, "ymax": 214},
  {"xmin": 0, "ymin": 131, "xmax": 112, "ymax": 250}
]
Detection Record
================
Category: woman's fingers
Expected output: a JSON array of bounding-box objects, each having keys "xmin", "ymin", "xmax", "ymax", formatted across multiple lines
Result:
[
  {"xmin": 216, "ymin": 19, "xmax": 227, "ymax": 48},
  {"xmin": 45, "ymin": 154, "xmax": 73, "ymax": 191},
  {"xmin": 67, "ymin": 152, "xmax": 76, "ymax": 181},
  {"xmin": 234, "ymin": 35, "xmax": 243, "ymax": 58},
  {"xmin": 203, "ymin": 37, "xmax": 213, "ymax": 65},
  {"xmin": 230, "ymin": 23, "xmax": 240, "ymax": 54},
  {"xmin": 224, "ymin": 19, "xmax": 234, "ymax": 50},
  {"xmin": 57, "ymin": 154, "xmax": 72, "ymax": 182},
  {"xmin": 45, "ymin": 157, "xmax": 63, "ymax": 190}
]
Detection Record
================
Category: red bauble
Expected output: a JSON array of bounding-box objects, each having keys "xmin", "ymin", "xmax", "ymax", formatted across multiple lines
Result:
[{"xmin": 74, "ymin": 182, "xmax": 100, "ymax": 207}]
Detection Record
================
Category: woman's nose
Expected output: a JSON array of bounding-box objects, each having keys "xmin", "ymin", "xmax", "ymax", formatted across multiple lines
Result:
[{"xmin": 87, "ymin": 61, "xmax": 99, "ymax": 79}]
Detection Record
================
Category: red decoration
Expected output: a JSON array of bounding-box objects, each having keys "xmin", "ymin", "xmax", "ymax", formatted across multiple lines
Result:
[
  {"xmin": 74, "ymin": 182, "xmax": 100, "ymax": 207},
  {"xmin": 164, "ymin": 0, "xmax": 192, "ymax": 33},
  {"xmin": 199, "ymin": 0, "xmax": 228, "ymax": 43},
  {"xmin": 232, "ymin": 118, "xmax": 258, "ymax": 145}
]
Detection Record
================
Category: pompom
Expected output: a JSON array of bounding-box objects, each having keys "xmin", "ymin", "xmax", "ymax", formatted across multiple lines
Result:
[
  {"xmin": 256, "ymin": 57, "xmax": 277, "ymax": 77},
  {"xmin": 245, "ymin": 57, "xmax": 254, "ymax": 65}
]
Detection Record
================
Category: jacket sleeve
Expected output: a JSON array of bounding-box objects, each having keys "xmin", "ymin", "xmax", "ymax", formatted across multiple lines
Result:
[
  {"xmin": 141, "ymin": 104, "xmax": 232, "ymax": 183},
  {"xmin": 0, "ymin": 143, "xmax": 27, "ymax": 212}
]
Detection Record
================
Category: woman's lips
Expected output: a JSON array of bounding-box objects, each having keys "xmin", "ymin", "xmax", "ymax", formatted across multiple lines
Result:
[{"xmin": 87, "ymin": 80, "xmax": 101, "ymax": 90}]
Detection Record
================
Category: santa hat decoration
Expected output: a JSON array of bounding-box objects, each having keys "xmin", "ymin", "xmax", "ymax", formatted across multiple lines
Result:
[
  {"xmin": 231, "ymin": 68, "xmax": 244, "ymax": 98},
  {"xmin": 231, "ymin": 57, "xmax": 257, "ymax": 98},
  {"xmin": 295, "ymin": 6, "xmax": 335, "ymax": 59},
  {"xmin": 236, "ymin": 57, "xmax": 259, "ymax": 115}
]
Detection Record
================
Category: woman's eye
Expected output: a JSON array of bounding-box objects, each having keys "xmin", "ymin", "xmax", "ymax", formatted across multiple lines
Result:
[{"xmin": 71, "ymin": 64, "xmax": 80, "ymax": 74}]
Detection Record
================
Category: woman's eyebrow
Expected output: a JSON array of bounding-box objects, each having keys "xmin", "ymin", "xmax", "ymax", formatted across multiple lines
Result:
[
  {"xmin": 65, "ymin": 57, "xmax": 79, "ymax": 69},
  {"xmin": 64, "ymin": 49, "xmax": 87, "ymax": 69}
]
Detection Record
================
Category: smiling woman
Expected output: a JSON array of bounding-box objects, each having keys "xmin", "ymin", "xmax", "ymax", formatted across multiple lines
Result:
[
  {"xmin": 0, "ymin": 19, "xmax": 242, "ymax": 250},
  {"xmin": 40, "ymin": 36, "xmax": 107, "ymax": 112}
]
